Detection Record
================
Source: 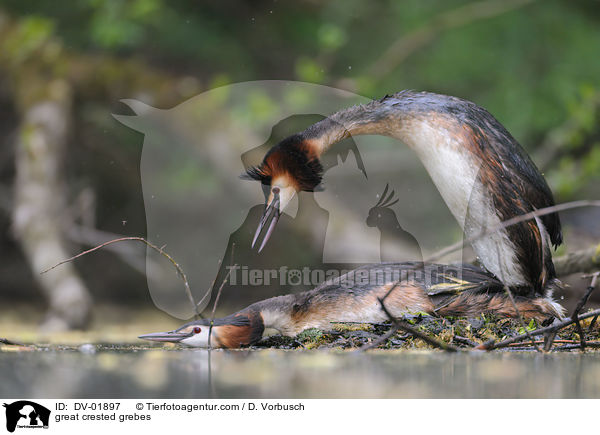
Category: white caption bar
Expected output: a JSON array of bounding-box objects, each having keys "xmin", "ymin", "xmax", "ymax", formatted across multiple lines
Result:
[{"xmin": 0, "ymin": 399, "xmax": 595, "ymax": 434}]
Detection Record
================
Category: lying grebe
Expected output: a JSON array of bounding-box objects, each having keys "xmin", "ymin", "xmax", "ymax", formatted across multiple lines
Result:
[{"xmin": 139, "ymin": 262, "xmax": 564, "ymax": 348}]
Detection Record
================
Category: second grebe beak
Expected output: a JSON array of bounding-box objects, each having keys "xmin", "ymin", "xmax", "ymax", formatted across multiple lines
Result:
[
  {"xmin": 252, "ymin": 187, "xmax": 281, "ymax": 252},
  {"xmin": 252, "ymin": 183, "xmax": 296, "ymax": 252}
]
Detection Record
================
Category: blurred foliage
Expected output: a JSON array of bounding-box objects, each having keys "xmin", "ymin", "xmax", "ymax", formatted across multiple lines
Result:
[
  {"xmin": 0, "ymin": 0, "xmax": 599, "ymax": 306},
  {"xmin": 4, "ymin": 0, "xmax": 596, "ymax": 208},
  {"xmin": 1, "ymin": 0, "xmax": 598, "ymax": 146},
  {"xmin": 546, "ymin": 85, "xmax": 600, "ymax": 199}
]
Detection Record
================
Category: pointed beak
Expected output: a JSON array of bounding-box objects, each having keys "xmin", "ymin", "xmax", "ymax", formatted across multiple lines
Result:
[
  {"xmin": 138, "ymin": 330, "xmax": 190, "ymax": 343},
  {"xmin": 252, "ymin": 191, "xmax": 281, "ymax": 253}
]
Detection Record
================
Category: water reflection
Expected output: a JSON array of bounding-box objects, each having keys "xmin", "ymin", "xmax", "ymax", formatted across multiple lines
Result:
[{"xmin": 2, "ymin": 349, "xmax": 600, "ymax": 398}]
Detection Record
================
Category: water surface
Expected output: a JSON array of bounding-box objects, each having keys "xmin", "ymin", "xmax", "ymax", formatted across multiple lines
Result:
[{"xmin": 2, "ymin": 347, "xmax": 600, "ymax": 398}]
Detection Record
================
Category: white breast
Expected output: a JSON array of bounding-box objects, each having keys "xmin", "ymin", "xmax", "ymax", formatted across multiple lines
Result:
[{"xmin": 396, "ymin": 119, "xmax": 527, "ymax": 287}]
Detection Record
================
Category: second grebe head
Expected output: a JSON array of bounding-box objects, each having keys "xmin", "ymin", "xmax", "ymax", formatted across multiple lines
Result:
[{"xmin": 244, "ymin": 133, "xmax": 323, "ymax": 252}]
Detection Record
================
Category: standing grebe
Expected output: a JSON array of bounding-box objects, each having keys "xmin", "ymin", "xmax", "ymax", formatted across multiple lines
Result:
[
  {"xmin": 139, "ymin": 262, "xmax": 564, "ymax": 348},
  {"xmin": 246, "ymin": 91, "xmax": 562, "ymax": 297}
]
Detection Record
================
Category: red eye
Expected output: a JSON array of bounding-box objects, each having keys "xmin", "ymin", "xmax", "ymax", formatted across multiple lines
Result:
[{"xmin": 193, "ymin": 327, "xmax": 201, "ymax": 334}]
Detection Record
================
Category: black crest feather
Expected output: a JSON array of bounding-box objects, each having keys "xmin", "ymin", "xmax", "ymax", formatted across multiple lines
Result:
[{"xmin": 241, "ymin": 165, "xmax": 271, "ymax": 184}]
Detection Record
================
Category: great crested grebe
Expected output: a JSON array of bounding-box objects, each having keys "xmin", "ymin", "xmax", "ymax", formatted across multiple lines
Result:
[
  {"xmin": 139, "ymin": 262, "xmax": 564, "ymax": 348},
  {"xmin": 246, "ymin": 91, "xmax": 562, "ymax": 298}
]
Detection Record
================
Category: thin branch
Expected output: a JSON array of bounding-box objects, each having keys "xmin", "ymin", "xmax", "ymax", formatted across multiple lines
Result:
[
  {"xmin": 208, "ymin": 243, "xmax": 235, "ymax": 349},
  {"xmin": 368, "ymin": 0, "xmax": 535, "ymax": 80},
  {"xmin": 66, "ymin": 224, "xmax": 160, "ymax": 278},
  {"xmin": 427, "ymin": 200, "xmax": 600, "ymax": 264},
  {"xmin": 394, "ymin": 319, "xmax": 459, "ymax": 352},
  {"xmin": 379, "ymin": 262, "xmax": 427, "ymax": 306},
  {"xmin": 358, "ymin": 277, "xmax": 459, "ymax": 352},
  {"xmin": 534, "ymin": 92, "xmax": 600, "ymax": 171},
  {"xmin": 195, "ymin": 259, "xmax": 222, "ymax": 312},
  {"xmin": 494, "ymin": 243, "xmax": 542, "ymax": 352},
  {"xmin": 370, "ymin": 224, "xmax": 593, "ymax": 352},
  {"xmin": 0, "ymin": 338, "xmax": 32, "ymax": 347},
  {"xmin": 377, "ymin": 296, "xmax": 459, "ymax": 352},
  {"xmin": 41, "ymin": 236, "xmax": 199, "ymax": 317},
  {"xmin": 476, "ymin": 308, "xmax": 600, "ymax": 351},
  {"xmin": 453, "ymin": 335, "xmax": 479, "ymax": 347},
  {"xmin": 503, "ymin": 285, "xmax": 542, "ymax": 352},
  {"xmin": 358, "ymin": 324, "xmax": 401, "ymax": 351},
  {"xmin": 207, "ymin": 268, "xmax": 234, "ymax": 349},
  {"xmin": 571, "ymin": 272, "xmax": 599, "ymax": 351},
  {"xmin": 553, "ymin": 343, "xmax": 600, "ymax": 351},
  {"xmin": 543, "ymin": 317, "xmax": 561, "ymax": 352},
  {"xmin": 508, "ymin": 339, "xmax": 600, "ymax": 347}
]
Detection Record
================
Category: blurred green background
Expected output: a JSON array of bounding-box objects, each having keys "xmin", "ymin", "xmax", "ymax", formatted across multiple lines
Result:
[{"xmin": 0, "ymin": 0, "xmax": 599, "ymax": 335}]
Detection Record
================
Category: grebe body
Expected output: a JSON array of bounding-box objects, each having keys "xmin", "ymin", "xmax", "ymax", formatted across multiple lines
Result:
[{"xmin": 140, "ymin": 262, "xmax": 564, "ymax": 348}]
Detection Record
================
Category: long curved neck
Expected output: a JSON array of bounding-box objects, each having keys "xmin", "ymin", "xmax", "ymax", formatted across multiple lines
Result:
[
  {"xmin": 302, "ymin": 91, "xmax": 486, "ymax": 237},
  {"xmin": 301, "ymin": 94, "xmax": 484, "ymax": 204},
  {"xmin": 303, "ymin": 97, "xmax": 417, "ymax": 155}
]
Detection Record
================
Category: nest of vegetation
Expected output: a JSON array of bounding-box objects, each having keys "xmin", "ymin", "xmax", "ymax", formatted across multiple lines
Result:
[{"xmin": 256, "ymin": 312, "xmax": 600, "ymax": 352}]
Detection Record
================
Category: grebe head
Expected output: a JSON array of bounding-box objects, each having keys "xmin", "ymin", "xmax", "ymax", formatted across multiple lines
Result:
[
  {"xmin": 138, "ymin": 311, "xmax": 265, "ymax": 348},
  {"xmin": 244, "ymin": 133, "xmax": 323, "ymax": 252}
]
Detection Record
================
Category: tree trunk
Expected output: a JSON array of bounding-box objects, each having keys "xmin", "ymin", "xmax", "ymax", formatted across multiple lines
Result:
[
  {"xmin": 12, "ymin": 77, "xmax": 92, "ymax": 330},
  {"xmin": 554, "ymin": 244, "xmax": 600, "ymax": 277}
]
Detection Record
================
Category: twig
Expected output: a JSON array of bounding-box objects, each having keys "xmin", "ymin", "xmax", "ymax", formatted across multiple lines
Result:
[
  {"xmin": 504, "ymin": 289, "xmax": 541, "ymax": 351},
  {"xmin": 195, "ymin": 259, "xmax": 222, "ymax": 313},
  {"xmin": 0, "ymin": 338, "xmax": 32, "ymax": 347},
  {"xmin": 358, "ymin": 324, "xmax": 401, "ymax": 351},
  {"xmin": 495, "ymin": 243, "xmax": 542, "ymax": 352},
  {"xmin": 351, "ymin": 201, "xmax": 599, "ymax": 351},
  {"xmin": 66, "ymin": 225, "xmax": 161, "ymax": 278},
  {"xmin": 553, "ymin": 342, "xmax": 600, "ymax": 351},
  {"xmin": 379, "ymin": 262, "xmax": 427, "ymax": 305},
  {"xmin": 476, "ymin": 308, "xmax": 600, "ymax": 351},
  {"xmin": 394, "ymin": 318, "xmax": 459, "ymax": 352},
  {"xmin": 571, "ymin": 272, "xmax": 599, "ymax": 351},
  {"xmin": 427, "ymin": 200, "xmax": 600, "ymax": 264},
  {"xmin": 378, "ymin": 297, "xmax": 459, "ymax": 352},
  {"xmin": 512, "ymin": 301, "xmax": 542, "ymax": 351},
  {"xmin": 208, "ymin": 243, "xmax": 235, "ymax": 349},
  {"xmin": 358, "ymin": 276, "xmax": 458, "ymax": 352},
  {"xmin": 368, "ymin": 0, "xmax": 535, "ymax": 81},
  {"xmin": 534, "ymin": 92, "xmax": 600, "ymax": 171},
  {"xmin": 508, "ymin": 339, "xmax": 600, "ymax": 347},
  {"xmin": 41, "ymin": 236, "xmax": 199, "ymax": 317},
  {"xmin": 207, "ymin": 268, "xmax": 234, "ymax": 348},
  {"xmin": 543, "ymin": 317, "xmax": 561, "ymax": 352},
  {"xmin": 358, "ymin": 278, "xmax": 414, "ymax": 350},
  {"xmin": 453, "ymin": 335, "xmax": 478, "ymax": 347}
]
